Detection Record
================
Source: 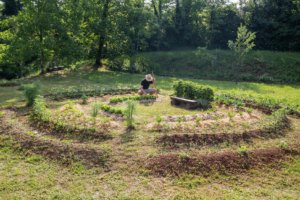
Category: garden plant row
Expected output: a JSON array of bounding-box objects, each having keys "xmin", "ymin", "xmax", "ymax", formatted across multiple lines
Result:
[
  {"xmin": 45, "ymin": 85, "xmax": 138, "ymax": 99},
  {"xmin": 109, "ymin": 95, "xmax": 156, "ymax": 103}
]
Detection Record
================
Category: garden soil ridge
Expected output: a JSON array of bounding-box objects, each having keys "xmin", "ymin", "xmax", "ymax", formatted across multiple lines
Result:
[
  {"xmin": 145, "ymin": 143, "xmax": 300, "ymax": 176},
  {"xmin": 0, "ymin": 110, "xmax": 111, "ymax": 166},
  {"xmin": 156, "ymin": 118, "xmax": 290, "ymax": 146}
]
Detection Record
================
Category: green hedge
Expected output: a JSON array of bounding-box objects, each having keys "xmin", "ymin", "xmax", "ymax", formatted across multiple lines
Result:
[{"xmin": 173, "ymin": 80, "xmax": 214, "ymax": 102}]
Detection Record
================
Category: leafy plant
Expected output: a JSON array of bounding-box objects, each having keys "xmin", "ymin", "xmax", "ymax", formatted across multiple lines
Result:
[
  {"xmin": 123, "ymin": 100, "xmax": 137, "ymax": 128},
  {"xmin": 155, "ymin": 116, "xmax": 164, "ymax": 124},
  {"xmin": 179, "ymin": 151, "xmax": 189, "ymax": 160},
  {"xmin": 213, "ymin": 115, "xmax": 220, "ymax": 121},
  {"xmin": 196, "ymin": 117, "xmax": 202, "ymax": 122},
  {"xmin": 246, "ymin": 108, "xmax": 253, "ymax": 114},
  {"xmin": 239, "ymin": 111, "xmax": 244, "ymax": 116},
  {"xmin": 177, "ymin": 117, "xmax": 182, "ymax": 123},
  {"xmin": 24, "ymin": 81, "xmax": 42, "ymax": 106},
  {"xmin": 228, "ymin": 112, "xmax": 235, "ymax": 120},
  {"xmin": 236, "ymin": 146, "xmax": 247, "ymax": 155}
]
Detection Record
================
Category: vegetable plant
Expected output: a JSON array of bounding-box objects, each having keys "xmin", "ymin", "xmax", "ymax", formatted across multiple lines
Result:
[
  {"xmin": 228, "ymin": 112, "xmax": 235, "ymax": 120},
  {"xmin": 246, "ymin": 108, "xmax": 253, "ymax": 114},
  {"xmin": 236, "ymin": 146, "xmax": 247, "ymax": 155},
  {"xmin": 155, "ymin": 116, "xmax": 164, "ymax": 124}
]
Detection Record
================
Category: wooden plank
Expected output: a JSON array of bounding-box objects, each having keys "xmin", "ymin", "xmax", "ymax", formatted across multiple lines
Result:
[{"xmin": 170, "ymin": 96, "xmax": 197, "ymax": 103}]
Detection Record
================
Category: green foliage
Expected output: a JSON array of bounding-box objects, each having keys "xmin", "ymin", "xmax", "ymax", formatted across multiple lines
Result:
[
  {"xmin": 90, "ymin": 102, "xmax": 100, "ymax": 119},
  {"xmin": 173, "ymin": 80, "xmax": 214, "ymax": 102},
  {"xmin": 228, "ymin": 24, "xmax": 256, "ymax": 84},
  {"xmin": 123, "ymin": 100, "xmax": 137, "ymax": 128},
  {"xmin": 0, "ymin": 79, "xmax": 18, "ymax": 86},
  {"xmin": 279, "ymin": 141, "xmax": 288, "ymax": 149},
  {"xmin": 24, "ymin": 81, "xmax": 42, "ymax": 107},
  {"xmin": 109, "ymin": 95, "xmax": 156, "ymax": 103},
  {"xmin": 236, "ymin": 146, "xmax": 247, "ymax": 155},
  {"xmin": 177, "ymin": 117, "xmax": 182, "ymax": 123},
  {"xmin": 155, "ymin": 116, "xmax": 164, "ymax": 124},
  {"xmin": 81, "ymin": 94, "xmax": 89, "ymax": 104},
  {"xmin": 228, "ymin": 112, "xmax": 235, "ymax": 119},
  {"xmin": 196, "ymin": 117, "xmax": 202, "ymax": 122},
  {"xmin": 246, "ymin": 108, "xmax": 253, "ymax": 114}
]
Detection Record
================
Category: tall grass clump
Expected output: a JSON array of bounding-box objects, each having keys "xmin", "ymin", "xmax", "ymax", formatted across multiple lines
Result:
[
  {"xmin": 24, "ymin": 81, "xmax": 42, "ymax": 106},
  {"xmin": 124, "ymin": 100, "xmax": 137, "ymax": 129},
  {"xmin": 90, "ymin": 101, "xmax": 100, "ymax": 124}
]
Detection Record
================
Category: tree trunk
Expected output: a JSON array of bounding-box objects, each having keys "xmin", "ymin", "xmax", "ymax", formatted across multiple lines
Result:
[
  {"xmin": 41, "ymin": 50, "xmax": 45, "ymax": 74},
  {"xmin": 95, "ymin": 0, "xmax": 109, "ymax": 68}
]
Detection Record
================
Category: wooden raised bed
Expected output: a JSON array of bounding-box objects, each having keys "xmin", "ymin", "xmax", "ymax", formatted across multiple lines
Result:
[{"xmin": 170, "ymin": 96, "xmax": 198, "ymax": 109}]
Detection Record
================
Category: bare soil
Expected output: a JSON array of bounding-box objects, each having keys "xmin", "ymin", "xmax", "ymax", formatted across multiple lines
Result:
[
  {"xmin": 0, "ymin": 110, "xmax": 110, "ymax": 166},
  {"xmin": 145, "ymin": 142, "xmax": 300, "ymax": 176},
  {"xmin": 156, "ymin": 118, "xmax": 290, "ymax": 146}
]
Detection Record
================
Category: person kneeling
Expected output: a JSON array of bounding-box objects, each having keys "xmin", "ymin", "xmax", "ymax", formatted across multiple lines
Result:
[{"xmin": 138, "ymin": 74, "xmax": 157, "ymax": 95}]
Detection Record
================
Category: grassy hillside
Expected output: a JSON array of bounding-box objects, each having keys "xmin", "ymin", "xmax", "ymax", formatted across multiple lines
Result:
[{"xmin": 109, "ymin": 49, "xmax": 300, "ymax": 84}]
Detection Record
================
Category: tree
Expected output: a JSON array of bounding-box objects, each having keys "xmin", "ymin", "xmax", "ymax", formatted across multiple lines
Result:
[
  {"xmin": 228, "ymin": 24, "xmax": 256, "ymax": 84},
  {"xmin": 1, "ymin": 0, "xmax": 22, "ymax": 17},
  {"xmin": 1, "ymin": 0, "xmax": 83, "ymax": 74}
]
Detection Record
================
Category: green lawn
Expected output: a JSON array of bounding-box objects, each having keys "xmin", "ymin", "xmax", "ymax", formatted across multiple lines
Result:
[{"xmin": 1, "ymin": 65, "xmax": 300, "ymax": 199}]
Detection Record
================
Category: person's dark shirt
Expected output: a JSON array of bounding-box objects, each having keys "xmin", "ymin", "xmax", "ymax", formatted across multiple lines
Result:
[{"xmin": 141, "ymin": 79, "xmax": 153, "ymax": 90}]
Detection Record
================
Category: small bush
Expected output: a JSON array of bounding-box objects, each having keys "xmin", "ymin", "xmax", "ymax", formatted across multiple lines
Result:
[
  {"xmin": 24, "ymin": 81, "xmax": 42, "ymax": 107},
  {"xmin": 173, "ymin": 80, "xmax": 214, "ymax": 102}
]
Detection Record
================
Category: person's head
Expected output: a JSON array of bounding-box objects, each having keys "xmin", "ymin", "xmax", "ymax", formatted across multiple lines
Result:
[{"xmin": 145, "ymin": 74, "xmax": 153, "ymax": 82}]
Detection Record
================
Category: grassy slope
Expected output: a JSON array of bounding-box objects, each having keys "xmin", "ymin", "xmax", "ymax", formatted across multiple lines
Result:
[
  {"xmin": 1, "ymin": 65, "xmax": 300, "ymax": 199},
  {"xmin": 114, "ymin": 49, "xmax": 300, "ymax": 84}
]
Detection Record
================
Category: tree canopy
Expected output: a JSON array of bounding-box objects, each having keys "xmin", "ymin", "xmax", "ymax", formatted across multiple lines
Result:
[{"xmin": 0, "ymin": 0, "xmax": 299, "ymax": 78}]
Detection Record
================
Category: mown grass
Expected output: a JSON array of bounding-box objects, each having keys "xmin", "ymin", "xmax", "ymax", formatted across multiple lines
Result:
[{"xmin": 1, "ymin": 64, "xmax": 300, "ymax": 199}]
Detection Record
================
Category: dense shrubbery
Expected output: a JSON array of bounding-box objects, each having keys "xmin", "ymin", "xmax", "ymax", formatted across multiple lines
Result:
[
  {"xmin": 109, "ymin": 95, "xmax": 156, "ymax": 103},
  {"xmin": 173, "ymin": 80, "xmax": 214, "ymax": 102}
]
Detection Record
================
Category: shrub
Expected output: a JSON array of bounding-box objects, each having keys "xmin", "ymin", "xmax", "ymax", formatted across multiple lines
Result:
[
  {"xmin": 24, "ymin": 81, "xmax": 42, "ymax": 107},
  {"xmin": 173, "ymin": 80, "xmax": 214, "ymax": 102},
  {"xmin": 197, "ymin": 98, "xmax": 210, "ymax": 110},
  {"xmin": 123, "ymin": 100, "xmax": 137, "ymax": 128}
]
